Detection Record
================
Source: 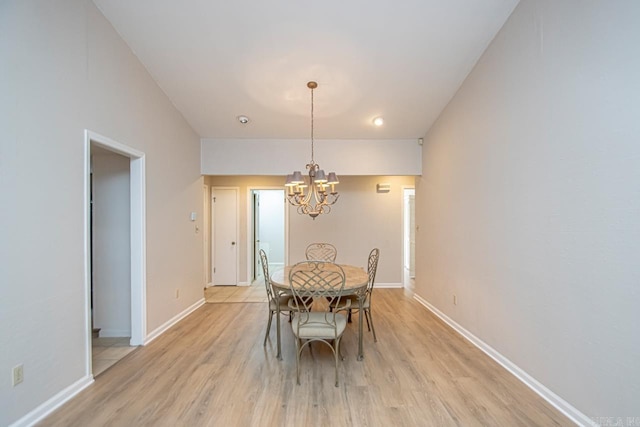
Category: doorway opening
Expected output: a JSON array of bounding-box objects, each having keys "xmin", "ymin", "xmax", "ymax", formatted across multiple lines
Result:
[
  {"xmin": 403, "ymin": 187, "xmax": 415, "ymax": 287},
  {"xmin": 84, "ymin": 130, "xmax": 146, "ymax": 377},
  {"xmin": 249, "ymin": 189, "xmax": 287, "ymax": 284}
]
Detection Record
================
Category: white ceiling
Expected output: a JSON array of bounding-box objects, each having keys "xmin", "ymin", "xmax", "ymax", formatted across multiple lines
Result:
[{"xmin": 94, "ymin": 0, "xmax": 518, "ymax": 140}]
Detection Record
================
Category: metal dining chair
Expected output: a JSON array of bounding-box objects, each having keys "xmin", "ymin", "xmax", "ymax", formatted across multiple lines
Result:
[
  {"xmin": 259, "ymin": 249, "xmax": 291, "ymax": 351},
  {"xmin": 329, "ymin": 248, "xmax": 380, "ymax": 341},
  {"xmin": 288, "ymin": 261, "xmax": 349, "ymax": 387},
  {"xmin": 305, "ymin": 242, "xmax": 337, "ymax": 262}
]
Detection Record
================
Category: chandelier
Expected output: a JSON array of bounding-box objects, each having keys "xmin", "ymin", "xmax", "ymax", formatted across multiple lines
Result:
[{"xmin": 285, "ymin": 81, "xmax": 339, "ymax": 219}]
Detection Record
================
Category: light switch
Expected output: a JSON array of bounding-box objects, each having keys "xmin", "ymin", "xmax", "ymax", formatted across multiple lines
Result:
[{"xmin": 190, "ymin": 212, "xmax": 197, "ymax": 221}]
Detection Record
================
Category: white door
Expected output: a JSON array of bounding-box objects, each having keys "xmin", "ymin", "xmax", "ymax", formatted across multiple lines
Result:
[
  {"xmin": 203, "ymin": 185, "xmax": 210, "ymax": 286},
  {"xmin": 212, "ymin": 188, "xmax": 238, "ymax": 285}
]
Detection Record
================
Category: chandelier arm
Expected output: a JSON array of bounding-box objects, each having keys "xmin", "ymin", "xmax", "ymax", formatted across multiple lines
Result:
[
  {"xmin": 313, "ymin": 185, "xmax": 322, "ymax": 205},
  {"xmin": 302, "ymin": 183, "xmax": 313, "ymax": 205}
]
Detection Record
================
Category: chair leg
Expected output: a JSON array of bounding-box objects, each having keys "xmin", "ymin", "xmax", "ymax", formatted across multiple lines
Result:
[
  {"xmin": 334, "ymin": 338, "xmax": 341, "ymax": 387},
  {"xmin": 296, "ymin": 339, "xmax": 302, "ymax": 385},
  {"xmin": 366, "ymin": 309, "xmax": 377, "ymax": 342},
  {"xmin": 263, "ymin": 311, "xmax": 273, "ymax": 346},
  {"xmin": 364, "ymin": 309, "xmax": 371, "ymax": 331}
]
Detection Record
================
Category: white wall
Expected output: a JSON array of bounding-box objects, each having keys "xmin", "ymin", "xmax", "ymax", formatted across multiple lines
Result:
[
  {"xmin": 415, "ymin": 0, "xmax": 640, "ymax": 420},
  {"xmin": 202, "ymin": 138, "xmax": 422, "ymax": 176},
  {"xmin": 0, "ymin": 1, "xmax": 203, "ymax": 425},
  {"xmin": 92, "ymin": 151, "xmax": 131, "ymax": 337}
]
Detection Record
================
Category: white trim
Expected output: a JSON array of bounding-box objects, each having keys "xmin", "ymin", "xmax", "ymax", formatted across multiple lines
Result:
[
  {"xmin": 98, "ymin": 329, "xmax": 131, "ymax": 338},
  {"xmin": 129, "ymin": 155, "xmax": 146, "ymax": 346},
  {"xmin": 9, "ymin": 375, "xmax": 94, "ymax": 427},
  {"xmin": 85, "ymin": 130, "xmax": 147, "ymax": 349},
  {"xmin": 87, "ymin": 130, "xmax": 145, "ymax": 158},
  {"xmin": 401, "ymin": 186, "xmax": 415, "ymax": 282},
  {"xmin": 412, "ymin": 293, "xmax": 594, "ymax": 427},
  {"xmin": 374, "ymin": 282, "xmax": 404, "ymax": 289},
  {"xmin": 203, "ymin": 184, "xmax": 211, "ymax": 286},
  {"xmin": 145, "ymin": 298, "xmax": 205, "ymax": 345},
  {"xmin": 83, "ymin": 136, "xmax": 93, "ymax": 379}
]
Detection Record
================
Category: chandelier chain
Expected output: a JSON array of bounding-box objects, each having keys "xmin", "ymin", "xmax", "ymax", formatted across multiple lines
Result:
[{"xmin": 310, "ymin": 86, "xmax": 314, "ymax": 164}]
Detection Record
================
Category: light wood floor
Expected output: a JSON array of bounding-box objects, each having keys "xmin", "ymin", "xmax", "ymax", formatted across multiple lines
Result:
[
  {"xmin": 204, "ymin": 282, "xmax": 268, "ymax": 303},
  {"xmin": 41, "ymin": 288, "xmax": 573, "ymax": 426}
]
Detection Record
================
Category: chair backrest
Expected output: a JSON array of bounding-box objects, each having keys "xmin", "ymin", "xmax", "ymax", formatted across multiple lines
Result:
[
  {"xmin": 259, "ymin": 249, "xmax": 275, "ymax": 301},
  {"xmin": 305, "ymin": 243, "xmax": 338, "ymax": 262},
  {"xmin": 366, "ymin": 248, "xmax": 380, "ymax": 294},
  {"xmin": 288, "ymin": 261, "xmax": 346, "ymax": 333}
]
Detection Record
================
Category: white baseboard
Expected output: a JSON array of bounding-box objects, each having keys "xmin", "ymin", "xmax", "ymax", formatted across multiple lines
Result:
[
  {"xmin": 375, "ymin": 282, "xmax": 403, "ymax": 288},
  {"xmin": 9, "ymin": 375, "xmax": 94, "ymax": 427},
  {"xmin": 145, "ymin": 298, "xmax": 205, "ymax": 345},
  {"xmin": 412, "ymin": 293, "xmax": 593, "ymax": 427},
  {"xmin": 98, "ymin": 329, "xmax": 131, "ymax": 338}
]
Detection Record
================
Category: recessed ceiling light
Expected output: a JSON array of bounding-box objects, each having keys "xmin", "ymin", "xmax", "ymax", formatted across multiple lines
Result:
[
  {"xmin": 373, "ymin": 117, "xmax": 384, "ymax": 126},
  {"xmin": 237, "ymin": 115, "xmax": 250, "ymax": 124}
]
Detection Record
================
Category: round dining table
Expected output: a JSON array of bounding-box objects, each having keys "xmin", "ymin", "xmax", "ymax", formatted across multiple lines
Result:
[{"xmin": 270, "ymin": 264, "xmax": 369, "ymax": 361}]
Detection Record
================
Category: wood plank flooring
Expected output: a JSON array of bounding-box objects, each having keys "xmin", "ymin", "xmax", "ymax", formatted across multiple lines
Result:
[{"xmin": 41, "ymin": 289, "xmax": 573, "ymax": 426}]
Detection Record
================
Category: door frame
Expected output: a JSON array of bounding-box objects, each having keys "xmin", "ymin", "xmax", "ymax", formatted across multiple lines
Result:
[
  {"xmin": 247, "ymin": 187, "xmax": 289, "ymax": 284},
  {"xmin": 84, "ymin": 130, "xmax": 147, "ymax": 377},
  {"xmin": 203, "ymin": 184, "xmax": 211, "ymax": 287},
  {"xmin": 211, "ymin": 186, "xmax": 240, "ymax": 286},
  {"xmin": 402, "ymin": 186, "xmax": 415, "ymax": 283}
]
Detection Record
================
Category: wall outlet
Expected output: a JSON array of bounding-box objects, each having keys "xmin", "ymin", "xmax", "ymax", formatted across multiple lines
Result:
[
  {"xmin": 453, "ymin": 294, "xmax": 457, "ymax": 305},
  {"xmin": 175, "ymin": 289, "xmax": 180, "ymax": 299},
  {"xmin": 12, "ymin": 364, "xmax": 24, "ymax": 386}
]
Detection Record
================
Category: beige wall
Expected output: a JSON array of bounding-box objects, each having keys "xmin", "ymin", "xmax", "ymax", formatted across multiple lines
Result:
[
  {"xmin": 0, "ymin": 1, "xmax": 203, "ymax": 424},
  {"xmin": 208, "ymin": 175, "xmax": 415, "ymax": 286},
  {"xmin": 201, "ymin": 138, "xmax": 422, "ymax": 175},
  {"xmin": 415, "ymin": 0, "xmax": 640, "ymax": 419}
]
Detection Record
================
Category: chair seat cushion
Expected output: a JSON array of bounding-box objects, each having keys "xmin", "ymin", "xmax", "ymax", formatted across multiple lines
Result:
[
  {"xmin": 330, "ymin": 296, "xmax": 369, "ymax": 310},
  {"xmin": 270, "ymin": 295, "xmax": 291, "ymax": 310},
  {"xmin": 291, "ymin": 312, "xmax": 347, "ymax": 339}
]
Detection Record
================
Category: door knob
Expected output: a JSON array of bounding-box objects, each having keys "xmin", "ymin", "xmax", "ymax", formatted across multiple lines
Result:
[{"xmin": 231, "ymin": 241, "xmax": 236, "ymax": 245}]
